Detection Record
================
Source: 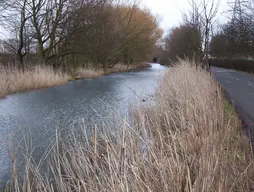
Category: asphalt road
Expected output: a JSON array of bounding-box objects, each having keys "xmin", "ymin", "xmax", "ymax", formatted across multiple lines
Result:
[{"xmin": 211, "ymin": 67, "xmax": 254, "ymax": 140}]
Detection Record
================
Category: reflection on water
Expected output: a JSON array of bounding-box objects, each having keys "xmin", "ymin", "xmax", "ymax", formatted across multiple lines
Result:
[{"xmin": 0, "ymin": 64, "xmax": 168, "ymax": 186}]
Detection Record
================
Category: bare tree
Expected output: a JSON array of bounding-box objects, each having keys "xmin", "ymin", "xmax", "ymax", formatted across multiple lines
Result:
[
  {"xmin": 28, "ymin": 0, "xmax": 72, "ymax": 68},
  {"xmin": 185, "ymin": 0, "xmax": 220, "ymax": 69},
  {"xmin": 163, "ymin": 25, "xmax": 201, "ymax": 62},
  {"xmin": 66, "ymin": 1, "xmax": 161, "ymax": 71},
  {"xmin": 210, "ymin": 0, "xmax": 254, "ymax": 59},
  {"xmin": 0, "ymin": 0, "xmax": 161, "ymax": 71},
  {"xmin": 0, "ymin": 0, "xmax": 33, "ymax": 70},
  {"xmin": 17, "ymin": 0, "xmax": 33, "ymax": 70}
]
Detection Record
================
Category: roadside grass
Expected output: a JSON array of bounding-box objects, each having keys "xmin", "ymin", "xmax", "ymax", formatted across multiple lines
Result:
[{"xmin": 4, "ymin": 60, "xmax": 254, "ymax": 191}]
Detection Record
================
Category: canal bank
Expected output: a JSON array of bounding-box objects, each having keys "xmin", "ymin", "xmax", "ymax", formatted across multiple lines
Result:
[{"xmin": 0, "ymin": 64, "xmax": 167, "ymax": 188}]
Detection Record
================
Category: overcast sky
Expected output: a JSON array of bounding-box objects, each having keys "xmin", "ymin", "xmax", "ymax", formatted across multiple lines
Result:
[
  {"xmin": 0, "ymin": 0, "xmax": 230, "ymax": 38},
  {"xmin": 141, "ymin": 0, "xmax": 230, "ymax": 32}
]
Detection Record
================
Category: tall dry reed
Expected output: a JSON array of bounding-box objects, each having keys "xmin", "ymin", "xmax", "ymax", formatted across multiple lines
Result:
[
  {"xmin": 0, "ymin": 67, "xmax": 69, "ymax": 98},
  {"xmin": 74, "ymin": 63, "xmax": 150, "ymax": 79},
  {"xmin": 0, "ymin": 63, "xmax": 149, "ymax": 97},
  {"xmin": 5, "ymin": 60, "xmax": 254, "ymax": 192}
]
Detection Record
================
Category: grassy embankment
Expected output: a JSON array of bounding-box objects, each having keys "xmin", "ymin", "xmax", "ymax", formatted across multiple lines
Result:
[
  {"xmin": 0, "ymin": 63, "xmax": 149, "ymax": 98},
  {"xmin": 5, "ymin": 61, "xmax": 254, "ymax": 191}
]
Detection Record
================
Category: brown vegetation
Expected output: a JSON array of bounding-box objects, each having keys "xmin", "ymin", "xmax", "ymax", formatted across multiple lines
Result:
[
  {"xmin": 0, "ymin": 0, "xmax": 160, "ymax": 98},
  {"xmin": 0, "ymin": 63, "xmax": 150, "ymax": 98},
  {"xmin": 0, "ymin": 0, "xmax": 161, "ymax": 71},
  {"xmin": 74, "ymin": 63, "xmax": 150, "ymax": 80},
  {"xmin": 0, "ymin": 66, "xmax": 69, "ymax": 98},
  {"xmin": 5, "ymin": 61, "xmax": 254, "ymax": 191},
  {"xmin": 162, "ymin": 25, "xmax": 202, "ymax": 64},
  {"xmin": 160, "ymin": 0, "xmax": 219, "ymax": 68}
]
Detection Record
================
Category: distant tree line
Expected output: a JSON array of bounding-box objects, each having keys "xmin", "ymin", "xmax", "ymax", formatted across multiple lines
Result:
[
  {"xmin": 159, "ymin": 0, "xmax": 254, "ymax": 68},
  {"xmin": 159, "ymin": 0, "xmax": 219, "ymax": 68},
  {"xmin": 0, "ymin": 0, "xmax": 162, "ymax": 72},
  {"xmin": 210, "ymin": 1, "xmax": 254, "ymax": 59}
]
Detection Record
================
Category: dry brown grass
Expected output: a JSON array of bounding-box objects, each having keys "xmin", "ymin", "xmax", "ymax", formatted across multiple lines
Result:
[
  {"xmin": 0, "ymin": 63, "xmax": 149, "ymax": 98},
  {"xmin": 5, "ymin": 60, "xmax": 254, "ymax": 192},
  {"xmin": 74, "ymin": 68, "xmax": 104, "ymax": 79},
  {"xmin": 0, "ymin": 66, "xmax": 69, "ymax": 98},
  {"xmin": 106, "ymin": 63, "xmax": 149, "ymax": 74},
  {"xmin": 74, "ymin": 63, "xmax": 150, "ymax": 79}
]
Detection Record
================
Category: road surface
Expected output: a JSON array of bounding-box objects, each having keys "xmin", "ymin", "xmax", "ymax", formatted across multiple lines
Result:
[{"xmin": 211, "ymin": 67, "xmax": 254, "ymax": 140}]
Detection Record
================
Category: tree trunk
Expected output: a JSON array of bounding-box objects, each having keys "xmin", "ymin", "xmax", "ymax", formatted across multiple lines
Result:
[
  {"xmin": 17, "ymin": 54, "xmax": 25, "ymax": 72},
  {"xmin": 203, "ymin": 20, "xmax": 210, "ymax": 70}
]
